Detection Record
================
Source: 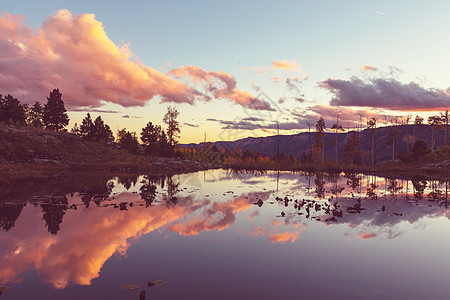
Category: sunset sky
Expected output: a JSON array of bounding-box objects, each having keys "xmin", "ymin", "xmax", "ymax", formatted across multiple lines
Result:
[{"xmin": 2, "ymin": 0, "xmax": 450, "ymax": 143}]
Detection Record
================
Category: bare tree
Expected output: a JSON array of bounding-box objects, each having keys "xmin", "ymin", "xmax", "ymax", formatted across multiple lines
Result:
[{"xmin": 163, "ymin": 106, "xmax": 180, "ymax": 148}]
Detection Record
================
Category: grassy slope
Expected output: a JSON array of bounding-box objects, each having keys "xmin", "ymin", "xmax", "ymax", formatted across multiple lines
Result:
[{"xmin": 0, "ymin": 125, "xmax": 207, "ymax": 176}]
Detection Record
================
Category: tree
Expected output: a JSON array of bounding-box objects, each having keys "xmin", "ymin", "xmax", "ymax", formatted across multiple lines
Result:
[
  {"xmin": 43, "ymin": 89, "xmax": 69, "ymax": 131},
  {"xmin": 331, "ymin": 116, "xmax": 345, "ymax": 163},
  {"xmin": 367, "ymin": 118, "xmax": 377, "ymax": 165},
  {"xmin": 441, "ymin": 110, "xmax": 449, "ymax": 147},
  {"xmin": 79, "ymin": 113, "xmax": 95, "ymax": 139},
  {"xmin": 70, "ymin": 123, "xmax": 81, "ymax": 135},
  {"xmin": 306, "ymin": 122, "xmax": 313, "ymax": 163},
  {"xmin": 118, "ymin": 131, "xmax": 139, "ymax": 154},
  {"xmin": 159, "ymin": 131, "xmax": 171, "ymax": 156},
  {"xmin": 428, "ymin": 115, "xmax": 442, "ymax": 150},
  {"xmin": 314, "ymin": 117, "xmax": 326, "ymax": 162},
  {"xmin": 141, "ymin": 122, "xmax": 162, "ymax": 154},
  {"xmin": 386, "ymin": 128, "xmax": 402, "ymax": 161},
  {"xmin": 0, "ymin": 94, "xmax": 26, "ymax": 124},
  {"xmin": 26, "ymin": 102, "xmax": 44, "ymax": 127},
  {"xmin": 163, "ymin": 106, "xmax": 180, "ymax": 147},
  {"xmin": 93, "ymin": 115, "xmax": 114, "ymax": 143},
  {"xmin": 412, "ymin": 139, "xmax": 428, "ymax": 162},
  {"xmin": 343, "ymin": 133, "xmax": 362, "ymax": 166}
]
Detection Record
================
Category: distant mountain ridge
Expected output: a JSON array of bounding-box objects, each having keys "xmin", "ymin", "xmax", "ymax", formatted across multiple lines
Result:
[{"xmin": 182, "ymin": 125, "xmax": 448, "ymax": 163}]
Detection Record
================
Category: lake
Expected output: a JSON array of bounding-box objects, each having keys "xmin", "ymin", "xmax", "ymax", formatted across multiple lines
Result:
[{"xmin": 0, "ymin": 169, "xmax": 449, "ymax": 299}]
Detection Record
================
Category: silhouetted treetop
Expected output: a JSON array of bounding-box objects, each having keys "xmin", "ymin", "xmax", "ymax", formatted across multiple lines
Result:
[{"xmin": 43, "ymin": 89, "xmax": 69, "ymax": 131}]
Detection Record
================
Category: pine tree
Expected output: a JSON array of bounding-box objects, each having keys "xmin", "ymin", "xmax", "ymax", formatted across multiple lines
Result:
[
  {"xmin": 93, "ymin": 115, "xmax": 114, "ymax": 143},
  {"xmin": 80, "ymin": 113, "xmax": 95, "ymax": 139},
  {"xmin": 141, "ymin": 122, "xmax": 161, "ymax": 154},
  {"xmin": 43, "ymin": 89, "xmax": 69, "ymax": 131},
  {"xmin": 0, "ymin": 94, "xmax": 26, "ymax": 124},
  {"xmin": 118, "ymin": 131, "xmax": 139, "ymax": 154},
  {"xmin": 26, "ymin": 102, "xmax": 44, "ymax": 127},
  {"xmin": 314, "ymin": 117, "xmax": 326, "ymax": 162}
]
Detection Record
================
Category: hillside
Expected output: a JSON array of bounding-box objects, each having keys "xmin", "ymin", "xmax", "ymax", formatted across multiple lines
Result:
[
  {"xmin": 184, "ymin": 125, "xmax": 448, "ymax": 163},
  {"xmin": 0, "ymin": 125, "xmax": 207, "ymax": 175}
]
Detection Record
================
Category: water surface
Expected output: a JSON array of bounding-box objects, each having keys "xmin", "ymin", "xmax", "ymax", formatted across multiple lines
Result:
[{"xmin": 0, "ymin": 170, "xmax": 449, "ymax": 299}]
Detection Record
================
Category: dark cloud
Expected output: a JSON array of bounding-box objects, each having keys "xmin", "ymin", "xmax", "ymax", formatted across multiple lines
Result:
[
  {"xmin": 242, "ymin": 117, "xmax": 264, "ymax": 122},
  {"xmin": 210, "ymin": 118, "xmax": 308, "ymax": 131},
  {"xmin": 183, "ymin": 122, "xmax": 199, "ymax": 128},
  {"xmin": 321, "ymin": 77, "xmax": 450, "ymax": 111},
  {"xmin": 121, "ymin": 114, "xmax": 142, "ymax": 119}
]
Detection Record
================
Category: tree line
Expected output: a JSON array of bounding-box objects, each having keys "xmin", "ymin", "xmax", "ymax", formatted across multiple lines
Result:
[
  {"xmin": 0, "ymin": 89, "xmax": 181, "ymax": 157},
  {"xmin": 307, "ymin": 111, "xmax": 449, "ymax": 166}
]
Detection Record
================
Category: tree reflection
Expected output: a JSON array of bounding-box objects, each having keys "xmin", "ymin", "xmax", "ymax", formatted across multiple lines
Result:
[
  {"xmin": 164, "ymin": 176, "xmax": 180, "ymax": 208},
  {"xmin": 345, "ymin": 173, "xmax": 360, "ymax": 191},
  {"xmin": 314, "ymin": 173, "xmax": 325, "ymax": 198},
  {"xmin": 139, "ymin": 175, "xmax": 163, "ymax": 207},
  {"xmin": 117, "ymin": 175, "xmax": 138, "ymax": 191},
  {"xmin": 40, "ymin": 195, "xmax": 68, "ymax": 235},
  {"xmin": 79, "ymin": 180, "xmax": 114, "ymax": 208},
  {"xmin": 0, "ymin": 203, "xmax": 26, "ymax": 231},
  {"xmin": 387, "ymin": 178, "xmax": 402, "ymax": 198},
  {"xmin": 412, "ymin": 177, "xmax": 427, "ymax": 200}
]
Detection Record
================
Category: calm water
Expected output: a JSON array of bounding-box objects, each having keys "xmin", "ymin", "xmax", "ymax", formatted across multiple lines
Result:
[{"xmin": 0, "ymin": 170, "xmax": 449, "ymax": 299}]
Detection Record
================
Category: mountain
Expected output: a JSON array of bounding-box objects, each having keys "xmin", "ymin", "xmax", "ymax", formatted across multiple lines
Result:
[{"xmin": 183, "ymin": 125, "xmax": 448, "ymax": 163}]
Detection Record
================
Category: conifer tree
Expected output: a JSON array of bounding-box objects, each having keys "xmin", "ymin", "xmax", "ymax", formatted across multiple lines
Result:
[{"xmin": 43, "ymin": 89, "xmax": 69, "ymax": 131}]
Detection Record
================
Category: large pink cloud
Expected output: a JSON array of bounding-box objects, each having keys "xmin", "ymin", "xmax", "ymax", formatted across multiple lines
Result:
[
  {"xmin": 0, "ymin": 10, "xmax": 240, "ymax": 109},
  {"xmin": 169, "ymin": 65, "xmax": 274, "ymax": 111}
]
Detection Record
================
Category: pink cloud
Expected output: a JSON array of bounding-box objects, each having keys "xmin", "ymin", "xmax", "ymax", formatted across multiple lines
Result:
[
  {"xmin": 271, "ymin": 60, "xmax": 301, "ymax": 72},
  {"xmin": 359, "ymin": 65, "xmax": 378, "ymax": 72},
  {"xmin": 0, "ymin": 193, "xmax": 206, "ymax": 289},
  {"xmin": 0, "ymin": 10, "xmax": 259, "ymax": 109},
  {"xmin": 167, "ymin": 195, "xmax": 255, "ymax": 236},
  {"xmin": 170, "ymin": 65, "xmax": 274, "ymax": 110}
]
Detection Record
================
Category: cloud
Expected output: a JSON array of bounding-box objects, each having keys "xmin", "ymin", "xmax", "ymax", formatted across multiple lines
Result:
[
  {"xmin": 0, "ymin": 10, "xmax": 205, "ymax": 108},
  {"xmin": 249, "ymin": 81, "xmax": 261, "ymax": 92},
  {"xmin": 69, "ymin": 108, "xmax": 119, "ymax": 113},
  {"xmin": 285, "ymin": 76, "xmax": 304, "ymax": 94},
  {"xmin": 211, "ymin": 118, "xmax": 309, "ymax": 131},
  {"xmin": 358, "ymin": 65, "xmax": 378, "ymax": 72},
  {"xmin": 250, "ymin": 225, "xmax": 306, "ymax": 244},
  {"xmin": 183, "ymin": 122, "xmax": 199, "ymax": 128},
  {"xmin": 0, "ymin": 10, "xmax": 263, "ymax": 110},
  {"xmin": 0, "ymin": 193, "xmax": 205, "ymax": 289},
  {"xmin": 321, "ymin": 77, "xmax": 450, "ymax": 111},
  {"xmin": 271, "ymin": 60, "xmax": 301, "ymax": 72},
  {"xmin": 169, "ymin": 65, "xmax": 274, "ymax": 111},
  {"xmin": 167, "ymin": 195, "xmax": 256, "ymax": 236},
  {"xmin": 242, "ymin": 117, "xmax": 264, "ymax": 122}
]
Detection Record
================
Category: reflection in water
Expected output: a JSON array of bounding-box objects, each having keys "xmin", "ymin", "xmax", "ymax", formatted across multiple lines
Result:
[
  {"xmin": 41, "ymin": 195, "xmax": 68, "ymax": 235},
  {"xmin": 0, "ymin": 203, "xmax": 25, "ymax": 231},
  {"xmin": 0, "ymin": 170, "xmax": 449, "ymax": 298}
]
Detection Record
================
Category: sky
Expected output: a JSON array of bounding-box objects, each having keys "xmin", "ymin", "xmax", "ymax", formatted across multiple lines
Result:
[{"xmin": 1, "ymin": 0, "xmax": 450, "ymax": 143}]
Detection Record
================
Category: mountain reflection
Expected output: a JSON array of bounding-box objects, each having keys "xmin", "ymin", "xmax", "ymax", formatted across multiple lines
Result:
[{"xmin": 0, "ymin": 170, "xmax": 449, "ymax": 290}]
